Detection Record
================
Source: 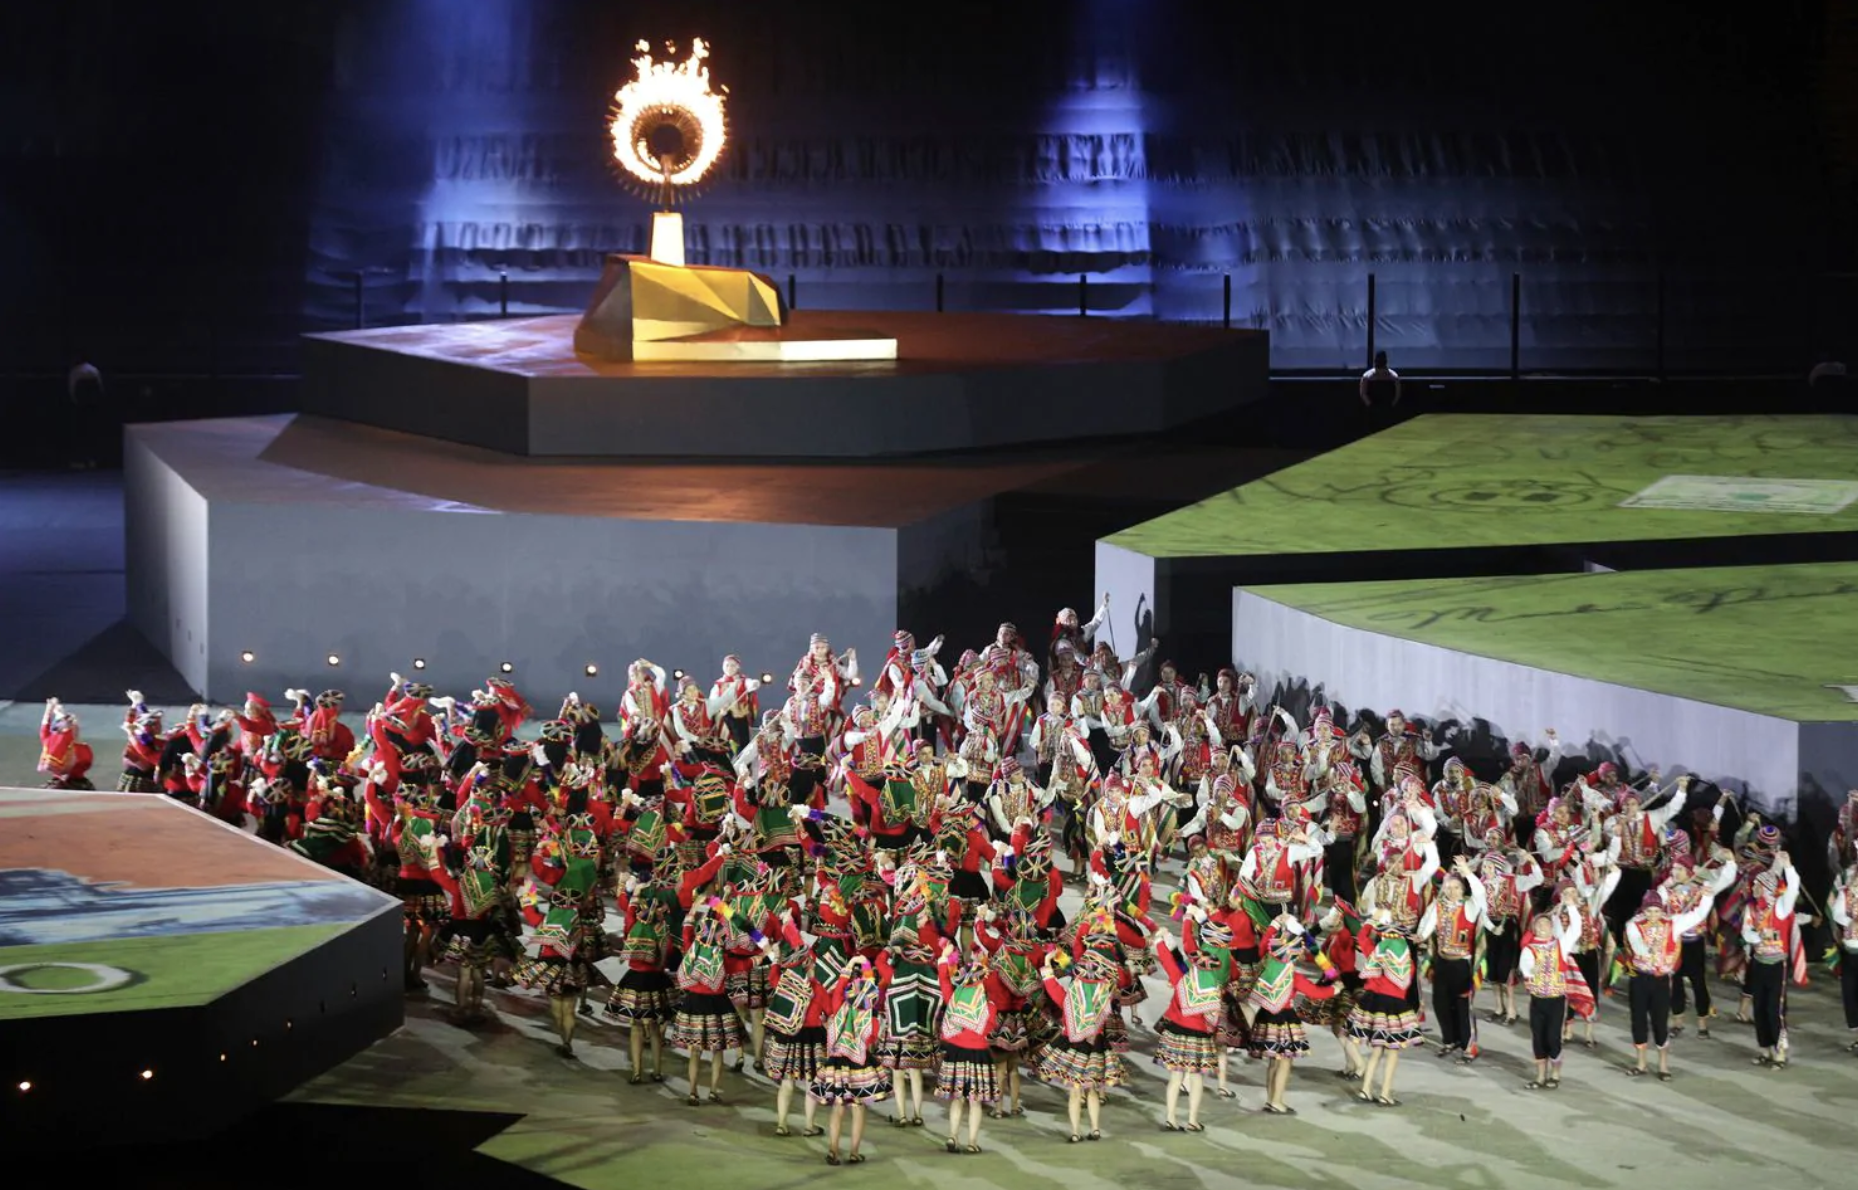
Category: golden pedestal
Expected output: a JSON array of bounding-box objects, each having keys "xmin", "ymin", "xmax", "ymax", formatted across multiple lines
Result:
[{"xmin": 573, "ymin": 252, "xmax": 899, "ymax": 363}]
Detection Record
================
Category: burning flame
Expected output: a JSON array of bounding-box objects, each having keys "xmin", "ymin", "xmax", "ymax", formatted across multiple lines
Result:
[{"xmin": 608, "ymin": 38, "xmax": 728, "ymax": 189}]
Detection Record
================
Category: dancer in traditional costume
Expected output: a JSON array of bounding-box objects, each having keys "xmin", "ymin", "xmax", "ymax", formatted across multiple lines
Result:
[
  {"xmin": 1601, "ymin": 774, "xmax": 1693, "ymax": 947},
  {"xmin": 1519, "ymin": 901, "xmax": 1586, "ymax": 1089},
  {"xmin": 1622, "ymin": 890, "xmax": 1711, "ymax": 1080},
  {"xmin": 1247, "ymin": 914, "xmax": 1337, "ymax": 1115},
  {"xmin": 811, "ymin": 955, "xmax": 892, "ymax": 1166},
  {"xmin": 512, "ymin": 763, "xmax": 613, "ymax": 1052},
  {"xmin": 431, "ymin": 771, "xmax": 513, "ymax": 1025},
  {"xmin": 1565, "ymin": 853, "xmax": 1617, "ymax": 1048},
  {"xmin": 1663, "ymin": 805, "xmax": 1737, "ymax": 1039},
  {"xmin": 38, "ymin": 698, "xmax": 95, "ymax": 789},
  {"xmin": 878, "ymin": 867, "xmax": 950, "ymax": 1127},
  {"xmin": 606, "ymin": 865, "xmax": 679, "ymax": 1082},
  {"xmin": 1741, "ymin": 848, "xmax": 1802, "ymax": 1068},
  {"xmin": 762, "ymin": 911, "xmax": 827, "ymax": 1138},
  {"xmin": 1151, "ymin": 919, "xmax": 1228, "ymax": 1132},
  {"xmin": 118, "ymin": 691, "xmax": 162, "ymax": 792},
  {"xmin": 1050, "ymin": 594, "xmax": 1110, "ymax": 667},
  {"xmin": 973, "ymin": 906, "xmax": 1047, "ymax": 1118},
  {"xmin": 1831, "ymin": 856, "xmax": 1858, "ymax": 1049},
  {"xmin": 1348, "ymin": 910, "xmax": 1424, "ymax": 1105},
  {"xmin": 710, "ymin": 655, "xmax": 761, "ymax": 754},
  {"xmin": 1501, "ymin": 730, "xmax": 1560, "ymax": 850},
  {"xmin": 672, "ymin": 893, "xmax": 751, "ymax": 1103},
  {"xmin": 1476, "ymin": 831, "xmax": 1544, "ymax": 1026},
  {"xmin": 1420, "ymin": 856, "xmax": 1488, "ymax": 1063},
  {"xmin": 1039, "ymin": 943, "xmax": 1124, "ymax": 1142},
  {"xmin": 933, "ymin": 941, "xmax": 1004, "ymax": 1153}
]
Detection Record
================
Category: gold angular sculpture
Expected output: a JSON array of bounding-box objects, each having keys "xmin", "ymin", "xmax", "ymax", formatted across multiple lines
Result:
[
  {"xmin": 572, "ymin": 38, "xmax": 897, "ymax": 363},
  {"xmin": 629, "ymin": 259, "xmax": 782, "ymax": 342}
]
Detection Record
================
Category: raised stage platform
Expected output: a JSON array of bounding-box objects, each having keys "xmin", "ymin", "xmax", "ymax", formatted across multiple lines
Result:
[
  {"xmin": 125, "ymin": 413, "xmax": 1096, "ymax": 701},
  {"xmin": 301, "ymin": 312, "xmax": 1269, "ymax": 457},
  {"xmin": 1231, "ymin": 564, "xmax": 1858, "ymax": 825},
  {"xmin": 0, "ymin": 788, "xmax": 402, "ymax": 1145},
  {"xmin": 1097, "ymin": 412, "xmax": 1858, "ymax": 667},
  {"xmin": 132, "ymin": 307, "xmax": 1270, "ymax": 702}
]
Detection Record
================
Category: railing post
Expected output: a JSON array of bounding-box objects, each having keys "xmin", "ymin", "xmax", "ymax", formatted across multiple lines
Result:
[
  {"xmin": 1365, "ymin": 272, "xmax": 1377, "ymax": 368},
  {"xmin": 1509, "ymin": 271, "xmax": 1522, "ymax": 381},
  {"xmin": 353, "ymin": 271, "xmax": 364, "ymax": 330},
  {"xmin": 1078, "ymin": 274, "xmax": 1087, "ymax": 318},
  {"xmin": 499, "ymin": 268, "xmax": 509, "ymax": 318},
  {"xmin": 1222, "ymin": 273, "xmax": 1232, "ymax": 329},
  {"xmin": 787, "ymin": 274, "xmax": 797, "ymax": 310}
]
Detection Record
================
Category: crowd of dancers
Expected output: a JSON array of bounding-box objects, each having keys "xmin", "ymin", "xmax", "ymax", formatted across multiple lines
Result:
[{"xmin": 32, "ymin": 594, "xmax": 1858, "ymax": 1163}]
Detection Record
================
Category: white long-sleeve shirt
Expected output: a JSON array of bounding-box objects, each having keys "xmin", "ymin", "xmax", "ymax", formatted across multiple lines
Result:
[
  {"xmin": 1418, "ymin": 871, "xmax": 1488, "ymax": 940},
  {"xmin": 1627, "ymin": 898, "xmax": 1712, "ymax": 959},
  {"xmin": 1517, "ymin": 907, "xmax": 1582, "ymax": 980}
]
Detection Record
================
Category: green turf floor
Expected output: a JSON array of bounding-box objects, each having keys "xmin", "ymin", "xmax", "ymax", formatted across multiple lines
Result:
[
  {"xmin": 1245, "ymin": 561, "xmax": 1858, "ymax": 722},
  {"xmin": 0, "ymin": 924, "xmax": 348, "ymax": 1019},
  {"xmin": 1110, "ymin": 413, "xmax": 1858, "ymax": 557}
]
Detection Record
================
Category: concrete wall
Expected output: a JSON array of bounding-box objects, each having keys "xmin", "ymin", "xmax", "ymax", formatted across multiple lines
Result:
[
  {"xmin": 125, "ymin": 435, "xmax": 211, "ymax": 695},
  {"xmin": 1094, "ymin": 541, "xmax": 1160, "ymax": 652},
  {"xmin": 1232, "ymin": 587, "xmax": 1803, "ymax": 816},
  {"xmin": 200, "ymin": 500, "xmax": 899, "ymax": 707}
]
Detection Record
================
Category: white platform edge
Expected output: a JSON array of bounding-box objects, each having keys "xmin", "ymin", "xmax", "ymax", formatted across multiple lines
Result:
[{"xmin": 1231, "ymin": 587, "xmax": 1805, "ymax": 817}]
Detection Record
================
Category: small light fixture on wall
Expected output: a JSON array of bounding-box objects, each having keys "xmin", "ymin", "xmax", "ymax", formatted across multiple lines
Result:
[
  {"xmin": 326, "ymin": 654, "xmax": 341, "ymax": 667},
  {"xmin": 240, "ymin": 650, "xmax": 255, "ymax": 664}
]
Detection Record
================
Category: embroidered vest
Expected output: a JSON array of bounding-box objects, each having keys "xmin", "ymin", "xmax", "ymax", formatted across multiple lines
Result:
[
  {"xmin": 1252, "ymin": 835, "xmax": 1295, "ymax": 903},
  {"xmin": 1060, "ymin": 978, "xmax": 1113, "ymax": 1042},
  {"xmin": 1367, "ymin": 936, "xmax": 1415, "ymax": 992},
  {"xmin": 1750, "ymin": 902, "xmax": 1787, "ymax": 963},
  {"xmin": 997, "ymin": 779, "xmax": 1036, "ymax": 825},
  {"xmin": 763, "ymin": 965, "xmax": 816, "ymax": 1035},
  {"xmin": 1617, "ymin": 813, "xmax": 1659, "ymax": 869},
  {"xmin": 826, "ymin": 986, "xmax": 877, "ymax": 1063},
  {"xmin": 1248, "ymin": 955, "xmax": 1297, "ymax": 1013},
  {"xmin": 689, "ymin": 771, "xmax": 733, "ymax": 827},
  {"xmin": 1629, "ymin": 916, "xmax": 1680, "ymax": 976},
  {"xmin": 1842, "ymin": 883, "xmax": 1858, "ymax": 949},
  {"xmin": 1175, "ymin": 964, "xmax": 1226, "ymax": 1019},
  {"xmin": 677, "ymin": 936, "xmax": 726, "ymax": 990},
  {"xmin": 1482, "ymin": 865, "xmax": 1519, "ymax": 922},
  {"xmin": 1436, "ymin": 904, "xmax": 1477, "ymax": 960},
  {"xmin": 942, "ymin": 984, "xmax": 992, "ymax": 1041},
  {"xmin": 1523, "ymin": 938, "xmax": 1567, "ymax": 997}
]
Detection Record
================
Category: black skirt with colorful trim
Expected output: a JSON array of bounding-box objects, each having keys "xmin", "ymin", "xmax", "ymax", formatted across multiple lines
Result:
[
  {"xmin": 1155, "ymin": 1018, "xmax": 1221, "ymax": 1074},
  {"xmin": 604, "ymin": 967, "xmax": 675, "ymax": 1024},
  {"xmin": 1347, "ymin": 989, "xmax": 1425, "ymax": 1050},
  {"xmin": 934, "ymin": 1042, "xmax": 1000, "ymax": 1102},
  {"xmin": 1247, "ymin": 1006, "xmax": 1311, "ymax": 1059},
  {"xmin": 809, "ymin": 1053, "xmax": 893, "ymax": 1105},
  {"xmin": 1039, "ymin": 1031, "xmax": 1126, "ymax": 1092},
  {"xmin": 764, "ymin": 1024, "xmax": 826, "ymax": 1082},
  {"xmin": 669, "ymin": 989, "xmax": 745, "ymax": 1053}
]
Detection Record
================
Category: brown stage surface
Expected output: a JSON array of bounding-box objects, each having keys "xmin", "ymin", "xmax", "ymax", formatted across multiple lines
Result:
[
  {"xmin": 310, "ymin": 311, "xmax": 1260, "ymax": 378},
  {"xmin": 140, "ymin": 413, "xmax": 1093, "ymax": 528},
  {"xmin": 0, "ymin": 789, "xmax": 344, "ymax": 889},
  {"xmin": 300, "ymin": 311, "xmax": 1270, "ymax": 458}
]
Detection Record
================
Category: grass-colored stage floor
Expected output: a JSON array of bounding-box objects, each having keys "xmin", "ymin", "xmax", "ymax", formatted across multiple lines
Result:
[
  {"xmin": 1245, "ymin": 561, "xmax": 1858, "ymax": 722},
  {"xmin": 289, "ymin": 914, "xmax": 1858, "ymax": 1190},
  {"xmin": 1110, "ymin": 413, "xmax": 1858, "ymax": 558}
]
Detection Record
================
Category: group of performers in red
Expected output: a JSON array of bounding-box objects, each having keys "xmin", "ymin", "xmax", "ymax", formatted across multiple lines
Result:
[{"xmin": 34, "ymin": 594, "xmax": 1858, "ymax": 1160}]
